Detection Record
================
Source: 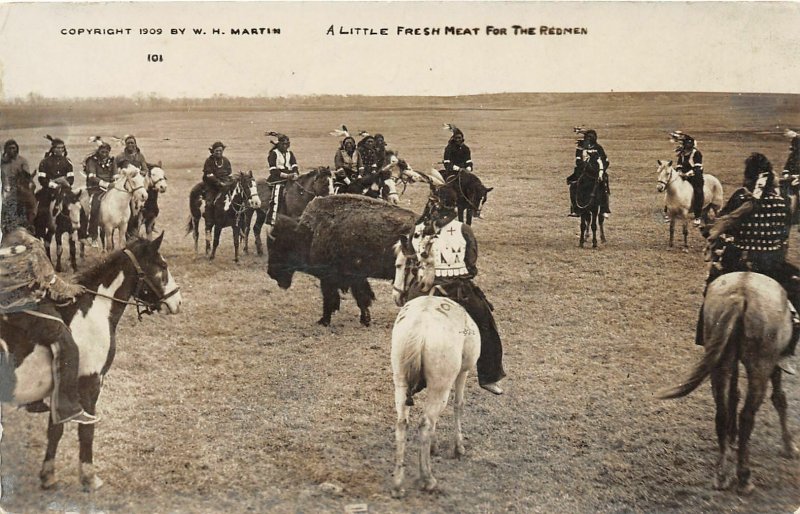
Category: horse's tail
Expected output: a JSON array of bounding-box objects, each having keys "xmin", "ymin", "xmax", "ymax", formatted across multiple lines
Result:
[
  {"xmin": 394, "ymin": 316, "xmax": 425, "ymax": 393},
  {"xmin": 658, "ymin": 296, "xmax": 744, "ymax": 399}
]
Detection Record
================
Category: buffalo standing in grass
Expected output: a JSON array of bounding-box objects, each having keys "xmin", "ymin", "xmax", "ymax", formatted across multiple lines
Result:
[{"xmin": 267, "ymin": 194, "xmax": 417, "ymax": 326}]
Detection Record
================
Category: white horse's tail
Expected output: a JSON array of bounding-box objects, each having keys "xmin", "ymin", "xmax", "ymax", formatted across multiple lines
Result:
[
  {"xmin": 658, "ymin": 295, "xmax": 744, "ymax": 399},
  {"xmin": 396, "ymin": 324, "xmax": 425, "ymax": 392}
]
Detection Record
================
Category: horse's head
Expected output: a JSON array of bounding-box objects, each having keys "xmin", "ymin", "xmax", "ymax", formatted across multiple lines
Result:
[
  {"xmin": 63, "ymin": 189, "xmax": 84, "ymax": 232},
  {"xmin": 120, "ymin": 164, "xmax": 148, "ymax": 209},
  {"xmin": 656, "ymin": 159, "xmax": 674, "ymax": 193},
  {"xmin": 392, "ymin": 224, "xmax": 437, "ymax": 306},
  {"xmin": 303, "ymin": 167, "xmax": 334, "ymax": 197},
  {"xmin": 473, "ymin": 185, "xmax": 493, "ymax": 219},
  {"xmin": 239, "ymin": 170, "xmax": 261, "ymax": 209},
  {"xmin": 148, "ymin": 166, "xmax": 168, "ymax": 193},
  {"xmin": 123, "ymin": 232, "xmax": 183, "ymax": 315}
]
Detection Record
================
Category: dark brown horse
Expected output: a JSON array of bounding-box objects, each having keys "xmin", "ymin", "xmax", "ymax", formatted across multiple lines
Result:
[
  {"xmin": 240, "ymin": 167, "xmax": 333, "ymax": 255},
  {"xmin": 573, "ymin": 160, "xmax": 606, "ymax": 248},
  {"xmin": 441, "ymin": 171, "xmax": 492, "ymax": 225},
  {"xmin": 660, "ymin": 272, "xmax": 799, "ymax": 494}
]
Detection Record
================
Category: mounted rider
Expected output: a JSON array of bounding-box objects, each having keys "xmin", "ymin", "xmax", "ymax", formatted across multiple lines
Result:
[
  {"xmin": 201, "ymin": 141, "xmax": 233, "ymax": 227},
  {"xmin": 1, "ymin": 139, "xmax": 33, "ymax": 233},
  {"xmin": 115, "ymin": 134, "xmax": 149, "ymax": 174},
  {"xmin": 82, "ymin": 140, "xmax": 118, "ymax": 248},
  {"xmin": 780, "ymin": 129, "xmax": 800, "ymax": 224},
  {"xmin": 408, "ymin": 187, "xmax": 506, "ymax": 395},
  {"xmin": 700, "ymin": 153, "xmax": 800, "ymax": 374},
  {"xmin": 0, "ymin": 227, "xmax": 97, "ymax": 424},
  {"xmin": 265, "ymin": 131, "xmax": 299, "ymax": 227},
  {"xmin": 331, "ymin": 126, "xmax": 363, "ymax": 192},
  {"xmin": 356, "ymin": 133, "xmax": 383, "ymax": 198},
  {"xmin": 566, "ymin": 128, "xmax": 610, "ymax": 218},
  {"xmin": 36, "ymin": 136, "xmax": 75, "ymax": 232},
  {"xmin": 671, "ymin": 131, "xmax": 704, "ymax": 226},
  {"xmin": 442, "ymin": 124, "xmax": 473, "ymax": 182}
]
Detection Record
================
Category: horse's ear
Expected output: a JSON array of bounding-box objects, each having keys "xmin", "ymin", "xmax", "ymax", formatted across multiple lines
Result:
[
  {"xmin": 668, "ymin": 160, "xmax": 672, "ymax": 167},
  {"xmin": 151, "ymin": 231, "xmax": 164, "ymax": 251},
  {"xmin": 485, "ymin": 187, "xmax": 494, "ymax": 193},
  {"xmin": 657, "ymin": 160, "xmax": 663, "ymax": 165}
]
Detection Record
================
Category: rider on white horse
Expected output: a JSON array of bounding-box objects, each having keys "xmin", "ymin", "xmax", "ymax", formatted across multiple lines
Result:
[
  {"xmin": 671, "ymin": 131, "xmax": 705, "ymax": 226},
  {"xmin": 567, "ymin": 128, "xmax": 610, "ymax": 218},
  {"xmin": 0, "ymin": 227, "xmax": 97, "ymax": 424},
  {"xmin": 409, "ymin": 187, "xmax": 506, "ymax": 395},
  {"xmin": 83, "ymin": 141, "xmax": 118, "ymax": 248},
  {"xmin": 700, "ymin": 153, "xmax": 800, "ymax": 374}
]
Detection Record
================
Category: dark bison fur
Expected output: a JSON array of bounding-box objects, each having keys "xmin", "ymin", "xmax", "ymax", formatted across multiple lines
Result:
[{"xmin": 267, "ymin": 194, "xmax": 417, "ymax": 326}]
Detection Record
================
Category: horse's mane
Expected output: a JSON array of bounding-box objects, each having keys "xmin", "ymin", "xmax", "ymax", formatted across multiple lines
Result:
[{"xmin": 73, "ymin": 238, "xmax": 149, "ymax": 286}]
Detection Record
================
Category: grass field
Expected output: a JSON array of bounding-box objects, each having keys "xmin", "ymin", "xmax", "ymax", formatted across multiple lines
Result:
[{"xmin": 1, "ymin": 93, "xmax": 800, "ymax": 513}]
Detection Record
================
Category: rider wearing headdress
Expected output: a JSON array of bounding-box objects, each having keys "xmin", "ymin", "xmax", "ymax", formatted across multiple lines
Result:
[
  {"xmin": 82, "ymin": 140, "xmax": 118, "ymax": 247},
  {"xmin": 201, "ymin": 141, "xmax": 233, "ymax": 226},
  {"xmin": 566, "ymin": 128, "xmax": 610, "ymax": 218},
  {"xmin": 408, "ymin": 187, "xmax": 506, "ymax": 395},
  {"xmin": 115, "ymin": 134, "xmax": 149, "ymax": 174},
  {"xmin": 37, "ymin": 136, "xmax": 74, "ymax": 231},
  {"xmin": 266, "ymin": 132, "xmax": 298, "ymax": 227},
  {"xmin": 0, "ymin": 227, "xmax": 97, "ymax": 424},
  {"xmin": 780, "ymin": 129, "xmax": 800, "ymax": 224},
  {"xmin": 331, "ymin": 126, "xmax": 363, "ymax": 191},
  {"xmin": 356, "ymin": 133, "xmax": 383, "ymax": 198},
  {"xmin": 442, "ymin": 124, "xmax": 473, "ymax": 182},
  {"xmin": 374, "ymin": 133, "xmax": 388, "ymax": 170},
  {"xmin": 700, "ymin": 152, "xmax": 800, "ymax": 373},
  {"xmin": 671, "ymin": 131, "xmax": 704, "ymax": 226},
  {"xmin": 1, "ymin": 139, "xmax": 32, "ymax": 233}
]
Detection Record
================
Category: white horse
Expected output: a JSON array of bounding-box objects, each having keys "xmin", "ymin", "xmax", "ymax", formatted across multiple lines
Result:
[
  {"xmin": 389, "ymin": 233, "xmax": 481, "ymax": 496},
  {"xmin": 656, "ymin": 159, "xmax": 724, "ymax": 251},
  {"xmin": 381, "ymin": 151, "xmax": 426, "ymax": 205},
  {"xmin": 98, "ymin": 164, "xmax": 148, "ymax": 252}
]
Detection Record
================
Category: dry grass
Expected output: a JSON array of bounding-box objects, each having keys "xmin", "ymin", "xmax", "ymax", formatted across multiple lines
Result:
[{"xmin": 2, "ymin": 93, "xmax": 800, "ymax": 513}]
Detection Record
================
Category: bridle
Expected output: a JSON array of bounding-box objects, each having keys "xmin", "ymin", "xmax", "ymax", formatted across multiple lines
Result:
[
  {"xmin": 120, "ymin": 248, "xmax": 180, "ymax": 320},
  {"xmin": 289, "ymin": 169, "xmax": 330, "ymax": 198},
  {"xmin": 115, "ymin": 173, "xmax": 147, "ymax": 198},
  {"xmin": 147, "ymin": 169, "xmax": 167, "ymax": 191}
]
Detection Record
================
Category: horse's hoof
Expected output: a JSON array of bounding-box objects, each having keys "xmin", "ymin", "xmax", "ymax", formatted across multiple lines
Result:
[
  {"xmin": 737, "ymin": 480, "xmax": 755, "ymax": 496},
  {"xmin": 40, "ymin": 461, "xmax": 58, "ymax": 490},
  {"xmin": 713, "ymin": 474, "xmax": 734, "ymax": 491},
  {"xmin": 682, "ymin": 247, "xmax": 689, "ymax": 254},
  {"xmin": 360, "ymin": 315, "xmax": 371, "ymax": 327},
  {"xmin": 421, "ymin": 477, "xmax": 438, "ymax": 492},
  {"xmin": 454, "ymin": 444, "xmax": 466, "ymax": 459},
  {"xmin": 81, "ymin": 473, "xmax": 104, "ymax": 492},
  {"xmin": 317, "ymin": 318, "xmax": 331, "ymax": 327},
  {"xmin": 592, "ymin": 243, "xmax": 598, "ymax": 248},
  {"xmin": 391, "ymin": 487, "xmax": 406, "ymax": 499}
]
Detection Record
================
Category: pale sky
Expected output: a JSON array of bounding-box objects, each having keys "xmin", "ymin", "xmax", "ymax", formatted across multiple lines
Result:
[{"xmin": 0, "ymin": 1, "xmax": 798, "ymax": 100}]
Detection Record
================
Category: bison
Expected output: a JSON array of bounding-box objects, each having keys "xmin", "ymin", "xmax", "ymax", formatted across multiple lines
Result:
[{"xmin": 267, "ymin": 194, "xmax": 417, "ymax": 326}]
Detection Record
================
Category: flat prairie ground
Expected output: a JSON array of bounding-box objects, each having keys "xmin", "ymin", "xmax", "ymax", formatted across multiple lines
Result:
[{"xmin": 1, "ymin": 93, "xmax": 800, "ymax": 513}]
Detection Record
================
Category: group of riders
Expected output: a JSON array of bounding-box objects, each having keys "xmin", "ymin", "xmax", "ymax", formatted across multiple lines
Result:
[{"xmin": 2, "ymin": 123, "xmax": 800, "ymax": 425}]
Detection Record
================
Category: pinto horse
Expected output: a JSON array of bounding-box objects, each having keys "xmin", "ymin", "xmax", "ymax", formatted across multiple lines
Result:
[
  {"xmin": 98, "ymin": 165, "xmax": 148, "ymax": 252},
  {"xmin": 43, "ymin": 185, "xmax": 85, "ymax": 272},
  {"xmin": 441, "ymin": 170, "xmax": 492, "ymax": 225},
  {"xmin": 389, "ymin": 233, "xmax": 480, "ymax": 496},
  {"xmin": 127, "ymin": 165, "xmax": 168, "ymax": 239},
  {"xmin": 656, "ymin": 159, "xmax": 723, "ymax": 251},
  {"xmin": 0, "ymin": 233, "xmax": 183, "ymax": 491},
  {"xmin": 240, "ymin": 167, "xmax": 333, "ymax": 255},
  {"xmin": 207, "ymin": 170, "xmax": 261, "ymax": 262},
  {"xmin": 573, "ymin": 160, "xmax": 606, "ymax": 248},
  {"xmin": 660, "ymin": 272, "xmax": 799, "ymax": 494}
]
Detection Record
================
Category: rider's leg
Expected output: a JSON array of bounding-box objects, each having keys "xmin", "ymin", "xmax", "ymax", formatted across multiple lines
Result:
[
  {"xmin": 691, "ymin": 176, "xmax": 705, "ymax": 224},
  {"xmin": 601, "ymin": 176, "xmax": 611, "ymax": 217},
  {"xmin": 87, "ymin": 192, "xmax": 102, "ymax": 245},
  {"xmin": 568, "ymin": 182, "xmax": 579, "ymax": 217},
  {"xmin": 458, "ymin": 283, "xmax": 506, "ymax": 394}
]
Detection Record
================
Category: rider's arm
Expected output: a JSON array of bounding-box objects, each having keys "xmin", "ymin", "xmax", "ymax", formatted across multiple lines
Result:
[
  {"xmin": 64, "ymin": 159, "xmax": 75, "ymax": 186},
  {"xmin": 463, "ymin": 146, "xmax": 473, "ymax": 172},
  {"xmin": 690, "ymin": 149, "xmax": 704, "ymax": 175},
  {"xmin": 289, "ymin": 152, "xmax": 298, "ymax": 173},
  {"xmin": 443, "ymin": 146, "xmax": 453, "ymax": 172},
  {"xmin": 708, "ymin": 200, "xmax": 754, "ymax": 241}
]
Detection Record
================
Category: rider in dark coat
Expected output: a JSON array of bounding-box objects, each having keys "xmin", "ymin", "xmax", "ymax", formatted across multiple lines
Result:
[
  {"xmin": 0, "ymin": 228, "xmax": 97, "ymax": 424},
  {"xmin": 700, "ymin": 153, "xmax": 800, "ymax": 374},
  {"xmin": 82, "ymin": 142, "xmax": 118, "ymax": 247},
  {"xmin": 673, "ymin": 132, "xmax": 704, "ymax": 226},
  {"xmin": 266, "ymin": 132, "xmax": 299, "ymax": 226},
  {"xmin": 442, "ymin": 126, "xmax": 473, "ymax": 182},
  {"xmin": 115, "ymin": 135, "xmax": 149, "ymax": 174},
  {"xmin": 333, "ymin": 136, "xmax": 363, "ymax": 191},
  {"xmin": 567, "ymin": 129, "xmax": 610, "ymax": 217},
  {"xmin": 37, "ymin": 137, "xmax": 74, "ymax": 231},
  {"xmin": 202, "ymin": 141, "xmax": 233, "ymax": 225},
  {"xmin": 408, "ymin": 187, "xmax": 506, "ymax": 395}
]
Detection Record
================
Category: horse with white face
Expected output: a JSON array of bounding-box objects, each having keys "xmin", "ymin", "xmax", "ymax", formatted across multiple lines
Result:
[
  {"xmin": 389, "ymin": 232, "xmax": 480, "ymax": 497},
  {"xmin": 98, "ymin": 164, "xmax": 148, "ymax": 252},
  {"xmin": 0, "ymin": 233, "xmax": 182, "ymax": 491},
  {"xmin": 128, "ymin": 165, "xmax": 168, "ymax": 239},
  {"xmin": 381, "ymin": 151, "xmax": 425, "ymax": 205},
  {"xmin": 656, "ymin": 159, "xmax": 724, "ymax": 251}
]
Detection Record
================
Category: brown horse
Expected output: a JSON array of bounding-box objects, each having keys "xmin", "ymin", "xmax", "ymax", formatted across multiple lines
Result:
[
  {"xmin": 660, "ymin": 272, "xmax": 799, "ymax": 494},
  {"xmin": 240, "ymin": 167, "xmax": 333, "ymax": 255}
]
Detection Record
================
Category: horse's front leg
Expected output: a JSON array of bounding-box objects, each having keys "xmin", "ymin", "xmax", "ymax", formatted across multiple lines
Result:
[
  {"xmin": 599, "ymin": 215, "xmax": 606, "ymax": 244},
  {"xmin": 40, "ymin": 417, "xmax": 65, "ymax": 489},
  {"xmin": 232, "ymin": 223, "xmax": 241, "ymax": 263},
  {"xmin": 591, "ymin": 211, "xmax": 598, "ymax": 248},
  {"xmin": 668, "ymin": 217, "xmax": 675, "ymax": 248},
  {"xmin": 241, "ymin": 210, "xmax": 252, "ymax": 255},
  {"xmin": 210, "ymin": 224, "xmax": 222, "ymax": 261},
  {"xmin": 55, "ymin": 232, "xmax": 64, "ymax": 273},
  {"xmin": 453, "ymin": 370, "xmax": 469, "ymax": 458},
  {"xmin": 253, "ymin": 210, "xmax": 265, "ymax": 256},
  {"xmin": 68, "ymin": 235, "xmax": 77, "ymax": 272},
  {"xmin": 579, "ymin": 215, "xmax": 586, "ymax": 248},
  {"xmin": 204, "ymin": 219, "xmax": 213, "ymax": 256},
  {"xmin": 43, "ymin": 232, "xmax": 53, "ymax": 262},
  {"xmin": 682, "ymin": 220, "xmax": 689, "ymax": 253},
  {"xmin": 78, "ymin": 374, "xmax": 104, "ymax": 491}
]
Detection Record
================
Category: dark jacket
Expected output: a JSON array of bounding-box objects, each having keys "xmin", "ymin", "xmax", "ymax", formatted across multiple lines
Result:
[
  {"xmin": 85, "ymin": 155, "xmax": 118, "ymax": 190},
  {"xmin": 38, "ymin": 155, "xmax": 74, "ymax": 189},
  {"xmin": 202, "ymin": 156, "xmax": 233, "ymax": 189},
  {"xmin": 443, "ymin": 143, "xmax": 473, "ymax": 173}
]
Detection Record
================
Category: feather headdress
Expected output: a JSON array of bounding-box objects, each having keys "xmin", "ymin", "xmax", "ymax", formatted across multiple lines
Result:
[
  {"xmin": 265, "ymin": 131, "xmax": 289, "ymax": 145},
  {"xmin": 329, "ymin": 125, "xmax": 350, "ymax": 138},
  {"xmin": 784, "ymin": 128, "xmax": 799, "ymax": 139}
]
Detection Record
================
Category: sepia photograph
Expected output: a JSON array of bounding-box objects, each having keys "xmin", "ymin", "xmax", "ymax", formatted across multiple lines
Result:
[{"xmin": 0, "ymin": 1, "xmax": 799, "ymax": 512}]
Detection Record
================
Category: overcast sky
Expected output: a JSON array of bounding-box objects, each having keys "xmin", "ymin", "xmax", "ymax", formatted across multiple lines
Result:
[{"xmin": 0, "ymin": 1, "xmax": 798, "ymax": 100}]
